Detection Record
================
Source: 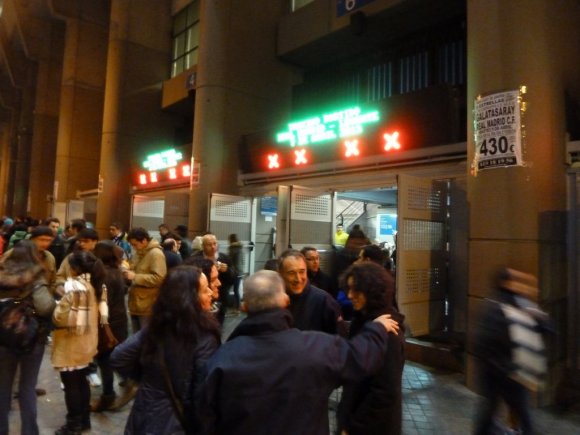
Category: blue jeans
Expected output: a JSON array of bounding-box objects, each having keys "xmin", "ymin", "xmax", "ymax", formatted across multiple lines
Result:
[{"xmin": 0, "ymin": 341, "xmax": 45, "ymax": 435}]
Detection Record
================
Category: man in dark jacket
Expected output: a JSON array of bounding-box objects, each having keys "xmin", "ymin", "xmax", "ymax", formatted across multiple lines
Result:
[
  {"xmin": 279, "ymin": 249, "xmax": 341, "ymax": 334},
  {"xmin": 300, "ymin": 246, "xmax": 337, "ymax": 298},
  {"xmin": 200, "ymin": 270, "xmax": 399, "ymax": 435}
]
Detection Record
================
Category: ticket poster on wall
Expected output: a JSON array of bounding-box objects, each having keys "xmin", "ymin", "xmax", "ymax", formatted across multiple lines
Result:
[{"xmin": 473, "ymin": 88, "xmax": 524, "ymax": 175}]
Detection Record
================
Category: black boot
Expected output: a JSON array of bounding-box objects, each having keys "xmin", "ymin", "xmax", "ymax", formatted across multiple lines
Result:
[{"xmin": 55, "ymin": 417, "xmax": 82, "ymax": 435}]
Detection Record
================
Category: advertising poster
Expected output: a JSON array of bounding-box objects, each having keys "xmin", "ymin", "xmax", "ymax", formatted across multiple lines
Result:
[{"xmin": 473, "ymin": 89, "xmax": 524, "ymax": 174}]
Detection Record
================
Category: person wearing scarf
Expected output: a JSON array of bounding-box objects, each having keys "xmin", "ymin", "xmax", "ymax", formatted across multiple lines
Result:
[{"xmin": 52, "ymin": 251, "xmax": 106, "ymax": 435}]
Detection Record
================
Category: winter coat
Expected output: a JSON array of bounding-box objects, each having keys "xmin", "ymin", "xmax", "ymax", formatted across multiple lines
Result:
[
  {"xmin": 288, "ymin": 282, "xmax": 342, "ymax": 334},
  {"xmin": 52, "ymin": 276, "xmax": 99, "ymax": 368},
  {"xmin": 128, "ymin": 239, "xmax": 167, "ymax": 316},
  {"xmin": 338, "ymin": 310, "xmax": 405, "ymax": 435},
  {"xmin": 227, "ymin": 241, "xmax": 243, "ymax": 276},
  {"xmin": 102, "ymin": 266, "xmax": 128, "ymax": 347},
  {"xmin": 110, "ymin": 328, "xmax": 220, "ymax": 435},
  {"xmin": 200, "ymin": 309, "xmax": 390, "ymax": 435},
  {"xmin": 0, "ymin": 265, "xmax": 55, "ymax": 346}
]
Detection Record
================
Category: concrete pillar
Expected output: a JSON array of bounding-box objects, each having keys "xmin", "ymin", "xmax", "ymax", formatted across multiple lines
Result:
[
  {"xmin": 467, "ymin": 0, "xmax": 580, "ymax": 403},
  {"xmin": 188, "ymin": 0, "xmax": 294, "ymax": 237},
  {"xmin": 28, "ymin": 24, "xmax": 65, "ymax": 219},
  {"xmin": 95, "ymin": 0, "xmax": 130, "ymax": 238},
  {"xmin": 188, "ymin": 0, "xmax": 232, "ymax": 235},
  {"xmin": 53, "ymin": 16, "xmax": 107, "ymax": 208},
  {"xmin": 95, "ymin": 0, "xmax": 173, "ymax": 238}
]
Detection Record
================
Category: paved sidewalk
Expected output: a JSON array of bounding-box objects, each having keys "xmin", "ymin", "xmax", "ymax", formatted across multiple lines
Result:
[{"xmin": 7, "ymin": 314, "xmax": 580, "ymax": 434}]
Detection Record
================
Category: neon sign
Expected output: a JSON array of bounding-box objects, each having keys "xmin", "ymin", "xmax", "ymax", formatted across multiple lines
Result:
[
  {"xmin": 142, "ymin": 149, "xmax": 183, "ymax": 171},
  {"xmin": 276, "ymin": 106, "xmax": 380, "ymax": 147},
  {"xmin": 383, "ymin": 132, "xmax": 401, "ymax": 151},
  {"xmin": 344, "ymin": 139, "xmax": 360, "ymax": 157}
]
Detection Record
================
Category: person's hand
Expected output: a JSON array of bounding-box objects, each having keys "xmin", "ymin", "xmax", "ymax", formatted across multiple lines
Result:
[
  {"xmin": 216, "ymin": 261, "xmax": 228, "ymax": 273},
  {"xmin": 55, "ymin": 285, "xmax": 65, "ymax": 298},
  {"xmin": 124, "ymin": 270, "xmax": 136, "ymax": 281},
  {"xmin": 373, "ymin": 314, "xmax": 399, "ymax": 334}
]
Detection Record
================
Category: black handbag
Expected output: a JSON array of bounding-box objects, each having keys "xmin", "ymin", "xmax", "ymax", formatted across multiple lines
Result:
[{"xmin": 0, "ymin": 293, "xmax": 39, "ymax": 353}]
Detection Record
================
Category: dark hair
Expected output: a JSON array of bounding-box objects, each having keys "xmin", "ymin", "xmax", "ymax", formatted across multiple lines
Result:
[
  {"xmin": 68, "ymin": 251, "xmax": 106, "ymax": 296},
  {"xmin": 360, "ymin": 244, "xmax": 385, "ymax": 265},
  {"xmin": 184, "ymin": 256, "xmax": 215, "ymax": 279},
  {"xmin": 43, "ymin": 217, "xmax": 60, "ymax": 226},
  {"xmin": 77, "ymin": 228, "xmax": 99, "ymax": 241},
  {"xmin": 127, "ymin": 227, "xmax": 151, "ymax": 242},
  {"xmin": 0, "ymin": 240, "xmax": 44, "ymax": 282},
  {"xmin": 70, "ymin": 219, "xmax": 87, "ymax": 231},
  {"xmin": 299, "ymin": 246, "xmax": 317, "ymax": 256},
  {"xmin": 348, "ymin": 225, "xmax": 367, "ymax": 239},
  {"xmin": 110, "ymin": 222, "xmax": 123, "ymax": 231},
  {"xmin": 263, "ymin": 258, "xmax": 280, "ymax": 271},
  {"xmin": 341, "ymin": 262, "xmax": 395, "ymax": 314},
  {"xmin": 93, "ymin": 240, "xmax": 123, "ymax": 268},
  {"xmin": 278, "ymin": 249, "xmax": 305, "ymax": 272},
  {"xmin": 29, "ymin": 225, "xmax": 55, "ymax": 239},
  {"xmin": 144, "ymin": 265, "xmax": 220, "ymax": 356},
  {"xmin": 174, "ymin": 225, "xmax": 188, "ymax": 237},
  {"xmin": 228, "ymin": 233, "xmax": 238, "ymax": 243}
]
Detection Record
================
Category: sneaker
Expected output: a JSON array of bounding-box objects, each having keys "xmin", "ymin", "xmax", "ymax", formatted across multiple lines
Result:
[{"xmin": 87, "ymin": 373, "xmax": 102, "ymax": 387}]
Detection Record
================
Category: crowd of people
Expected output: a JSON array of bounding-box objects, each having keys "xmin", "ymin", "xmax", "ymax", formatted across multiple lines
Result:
[
  {"xmin": 0, "ymin": 214, "xmax": 405, "ymax": 435},
  {"xmin": 0, "ymin": 214, "xmax": 544, "ymax": 435}
]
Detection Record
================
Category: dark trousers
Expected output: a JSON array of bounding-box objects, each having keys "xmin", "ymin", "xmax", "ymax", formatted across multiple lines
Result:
[
  {"xmin": 60, "ymin": 368, "xmax": 90, "ymax": 427},
  {"xmin": 475, "ymin": 366, "xmax": 533, "ymax": 435},
  {"xmin": 130, "ymin": 315, "xmax": 150, "ymax": 334},
  {"xmin": 232, "ymin": 275, "xmax": 242, "ymax": 309},
  {"xmin": 0, "ymin": 341, "xmax": 45, "ymax": 435},
  {"xmin": 96, "ymin": 351, "xmax": 115, "ymax": 396}
]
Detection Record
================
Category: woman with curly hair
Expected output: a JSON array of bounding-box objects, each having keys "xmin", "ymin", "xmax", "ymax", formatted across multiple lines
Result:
[
  {"xmin": 0, "ymin": 240, "xmax": 56, "ymax": 435},
  {"xmin": 110, "ymin": 265, "xmax": 220, "ymax": 434},
  {"xmin": 337, "ymin": 262, "xmax": 405, "ymax": 435}
]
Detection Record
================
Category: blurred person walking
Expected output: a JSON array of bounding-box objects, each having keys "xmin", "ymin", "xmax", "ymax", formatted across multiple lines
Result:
[
  {"xmin": 473, "ymin": 267, "xmax": 551, "ymax": 435},
  {"xmin": 0, "ymin": 240, "xmax": 56, "ymax": 435},
  {"xmin": 110, "ymin": 265, "xmax": 220, "ymax": 434}
]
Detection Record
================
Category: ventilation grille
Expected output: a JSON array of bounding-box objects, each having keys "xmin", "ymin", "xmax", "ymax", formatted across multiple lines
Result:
[
  {"xmin": 211, "ymin": 198, "xmax": 251, "ymax": 223},
  {"xmin": 408, "ymin": 186, "xmax": 443, "ymax": 213},
  {"xmin": 402, "ymin": 219, "xmax": 444, "ymax": 250},
  {"xmin": 133, "ymin": 199, "xmax": 164, "ymax": 218},
  {"xmin": 291, "ymin": 192, "xmax": 331, "ymax": 222},
  {"xmin": 405, "ymin": 267, "xmax": 442, "ymax": 294}
]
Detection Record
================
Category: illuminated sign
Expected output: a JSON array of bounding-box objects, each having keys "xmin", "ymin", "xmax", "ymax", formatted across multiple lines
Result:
[
  {"xmin": 134, "ymin": 147, "xmax": 200, "ymax": 190},
  {"xmin": 276, "ymin": 106, "xmax": 380, "ymax": 147},
  {"xmin": 142, "ymin": 149, "xmax": 183, "ymax": 171},
  {"xmin": 344, "ymin": 139, "xmax": 360, "ymax": 157},
  {"xmin": 383, "ymin": 132, "xmax": 401, "ymax": 151}
]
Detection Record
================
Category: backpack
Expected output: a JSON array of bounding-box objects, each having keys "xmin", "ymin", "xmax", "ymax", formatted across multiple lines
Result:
[{"xmin": 0, "ymin": 290, "xmax": 39, "ymax": 353}]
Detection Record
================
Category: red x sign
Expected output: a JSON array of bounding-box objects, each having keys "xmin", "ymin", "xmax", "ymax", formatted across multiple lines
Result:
[
  {"xmin": 344, "ymin": 139, "xmax": 360, "ymax": 157},
  {"xmin": 383, "ymin": 131, "xmax": 401, "ymax": 151},
  {"xmin": 268, "ymin": 153, "xmax": 280, "ymax": 169},
  {"xmin": 294, "ymin": 149, "xmax": 308, "ymax": 165}
]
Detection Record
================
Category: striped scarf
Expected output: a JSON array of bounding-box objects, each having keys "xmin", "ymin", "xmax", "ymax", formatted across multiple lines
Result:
[
  {"xmin": 64, "ymin": 275, "xmax": 91, "ymax": 335},
  {"xmin": 500, "ymin": 302, "xmax": 548, "ymax": 391}
]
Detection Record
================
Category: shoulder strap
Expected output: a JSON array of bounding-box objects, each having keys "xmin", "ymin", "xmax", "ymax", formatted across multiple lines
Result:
[{"xmin": 158, "ymin": 345, "xmax": 192, "ymax": 433}]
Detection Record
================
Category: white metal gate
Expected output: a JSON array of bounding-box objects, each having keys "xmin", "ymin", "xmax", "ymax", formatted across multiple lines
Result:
[
  {"xmin": 396, "ymin": 174, "xmax": 448, "ymax": 337},
  {"xmin": 208, "ymin": 193, "xmax": 254, "ymax": 275}
]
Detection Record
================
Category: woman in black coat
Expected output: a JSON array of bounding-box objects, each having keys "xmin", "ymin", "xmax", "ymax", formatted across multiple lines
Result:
[
  {"xmin": 92, "ymin": 241, "xmax": 129, "ymax": 411},
  {"xmin": 110, "ymin": 265, "xmax": 220, "ymax": 434},
  {"xmin": 337, "ymin": 262, "xmax": 405, "ymax": 435}
]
